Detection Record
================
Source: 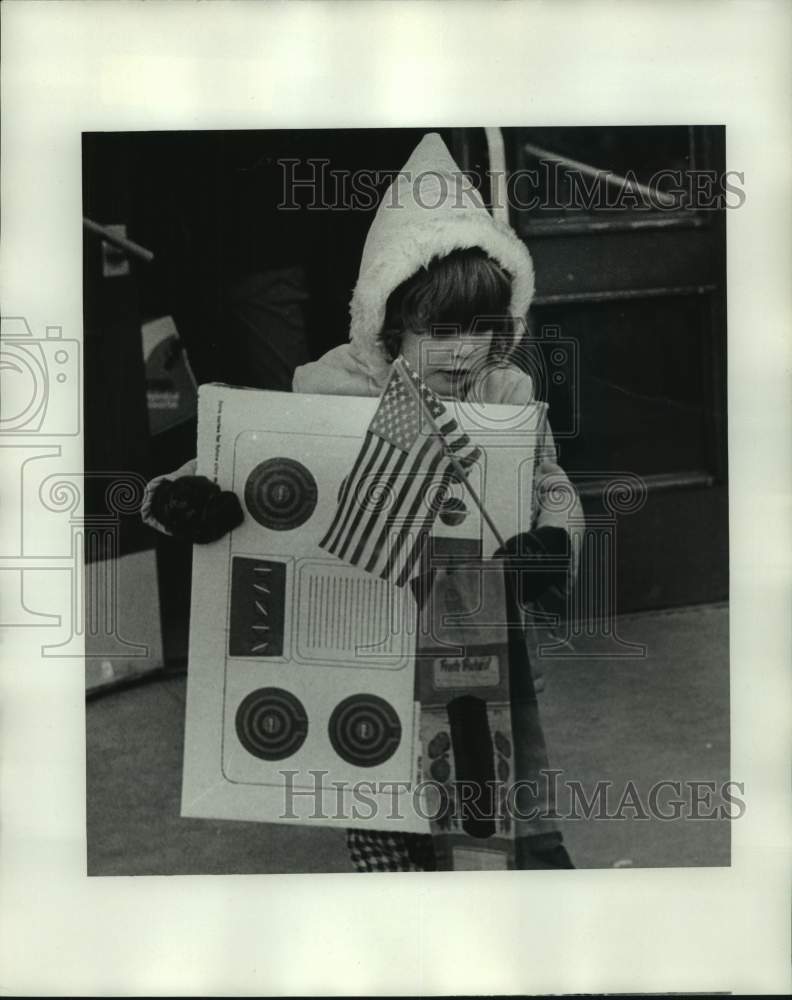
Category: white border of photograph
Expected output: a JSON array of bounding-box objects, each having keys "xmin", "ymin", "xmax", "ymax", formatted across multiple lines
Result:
[{"xmin": 1, "ymin": 1, "xmax": 790, "ymax": 995}]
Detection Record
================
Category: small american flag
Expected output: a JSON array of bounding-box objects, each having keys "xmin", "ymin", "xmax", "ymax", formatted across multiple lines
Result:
[{"xmin": 319, "ymin": 356, "xmax": 481, "ymax": 587}]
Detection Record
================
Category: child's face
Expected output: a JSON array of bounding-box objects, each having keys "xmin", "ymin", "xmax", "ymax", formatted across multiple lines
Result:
[{"xmin": 400, "ymin": 330, "xmax": 494, "ymax": 400}]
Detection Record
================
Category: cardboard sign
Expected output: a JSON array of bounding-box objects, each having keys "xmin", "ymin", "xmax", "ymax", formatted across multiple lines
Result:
[
  {"xmin": 140, "ymin": 315, "xmax": 197, "ymax": 436},
  {"xmin": 412, "ymin": 562, "xmax": 518, "ymax": 869},
  {"xmin": 181, "ymin": 383, "xmax": 547, "ymax": 832}
]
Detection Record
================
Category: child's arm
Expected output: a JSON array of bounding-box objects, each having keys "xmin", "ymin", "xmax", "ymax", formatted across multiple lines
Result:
[
  {"xmin": 490, "ymin": 366, "xmax": 584, "ymax": 606},
  {"xmin": 533, "ymin": 456, "xmax": 584, "ymax": 583}
]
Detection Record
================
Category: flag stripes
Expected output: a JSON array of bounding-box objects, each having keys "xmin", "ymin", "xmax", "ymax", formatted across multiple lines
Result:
[{"xmin": 319, "ymin": 356, "xmax": 482, "ymax": 587}]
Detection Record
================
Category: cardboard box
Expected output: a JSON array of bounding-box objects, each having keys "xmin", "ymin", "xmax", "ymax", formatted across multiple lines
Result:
[{"xmin": 182, "ymin": 383, "xmax": 547, "ymax": 831}]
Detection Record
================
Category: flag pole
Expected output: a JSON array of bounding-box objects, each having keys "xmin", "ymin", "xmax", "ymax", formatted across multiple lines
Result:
[{"xmin": 394, "ymin": 356, "xmax": 508, "ymax": 552}]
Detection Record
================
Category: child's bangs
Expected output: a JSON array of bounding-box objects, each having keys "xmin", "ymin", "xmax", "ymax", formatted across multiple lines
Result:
[{"xmin": 382, "ymin": 248, "xmax": 514, "ymax": 358}]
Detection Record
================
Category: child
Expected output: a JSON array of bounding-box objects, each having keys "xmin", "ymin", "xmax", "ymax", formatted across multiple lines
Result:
[{"xmin": 142, "ymin": 133, "xmax": 582, "ymax": 871}]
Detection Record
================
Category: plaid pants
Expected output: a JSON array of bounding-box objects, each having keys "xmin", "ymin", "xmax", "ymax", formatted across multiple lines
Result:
[
  {"xmin": 346, "ymin": 829, "xmax": 437, "ymax": 872},
  {"xmin": 346, "ymin": 829, "xmax": 574, "ymax": 871}
]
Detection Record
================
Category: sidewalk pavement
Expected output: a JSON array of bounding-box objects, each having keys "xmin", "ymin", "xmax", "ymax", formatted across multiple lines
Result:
[{"xmin": 87, "ymin": 603, "xmax": 729, "ymax": 875}]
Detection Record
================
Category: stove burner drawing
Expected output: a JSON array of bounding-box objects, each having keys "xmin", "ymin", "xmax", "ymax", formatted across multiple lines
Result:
[
  {"xmin": 235, "ymin": 687, "xmax": 308, "ymax": 760},
  {"xmin": 244, "ymin": 457, "xmax": 318, "ymax": 531},
  {"xmin": 328, "ymin": 693, "xmax": 402, "ymax": 767}
]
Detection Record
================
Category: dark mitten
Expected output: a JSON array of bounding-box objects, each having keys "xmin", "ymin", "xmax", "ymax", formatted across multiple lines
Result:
[
  {"xmin": 494, "ymin": 526, "xmax": 570, "ymax": 606},
  {"xmin": 150, "ymin": 475, "xmax": 244, "ymax": 544}
]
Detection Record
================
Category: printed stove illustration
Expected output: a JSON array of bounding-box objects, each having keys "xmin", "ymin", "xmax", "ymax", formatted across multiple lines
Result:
[
  {"xmin": 182, "ymin": 384, "xmax": 545, "ymax": 830},
  {"xmin": 222, "ymin": 421, "xmax": 482, "ymax": 793}
]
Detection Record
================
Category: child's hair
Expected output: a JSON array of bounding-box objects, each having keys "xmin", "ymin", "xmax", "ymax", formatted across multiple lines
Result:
[{"xmin": 380, "ymin": 247, "xmax": 514, "ymax": 361}]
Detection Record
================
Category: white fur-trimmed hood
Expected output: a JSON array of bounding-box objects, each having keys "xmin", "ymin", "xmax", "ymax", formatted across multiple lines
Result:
[{"xmin": 347, "ymin": 132, "xmax": 535, "ymax": 383}]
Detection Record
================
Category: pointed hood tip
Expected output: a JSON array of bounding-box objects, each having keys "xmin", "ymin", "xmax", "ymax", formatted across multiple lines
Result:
[{"xmin": 399, "ymin": 131, "xmax": 458, "ymax": 177}]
